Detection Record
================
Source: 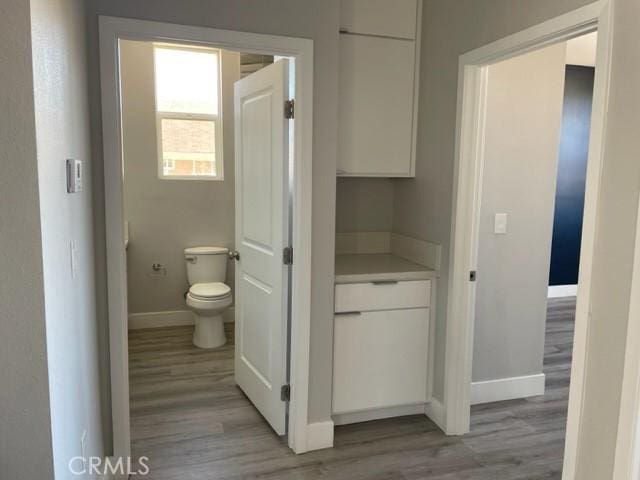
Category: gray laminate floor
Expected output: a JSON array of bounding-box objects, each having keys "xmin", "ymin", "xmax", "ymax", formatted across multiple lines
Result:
[{"xmin": 128, "ymin": 297, "xmax": 575, "ymax": 480}]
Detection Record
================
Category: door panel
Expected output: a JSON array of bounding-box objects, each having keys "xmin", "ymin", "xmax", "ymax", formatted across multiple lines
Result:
[{"xmin": 234, "ymin": 59, "xmax": 290, "ymax": 435}]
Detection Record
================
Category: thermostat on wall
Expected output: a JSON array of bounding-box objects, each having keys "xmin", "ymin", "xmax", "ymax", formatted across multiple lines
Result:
[{"xmin": 66, "ymin": 159, "xmax": 83, "ymax": 193}]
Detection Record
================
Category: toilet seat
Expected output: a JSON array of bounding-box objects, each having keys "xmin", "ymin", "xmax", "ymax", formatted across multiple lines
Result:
[{"xmin": 188, "ymin": 282, "xmax": 231, "ymax": 300}]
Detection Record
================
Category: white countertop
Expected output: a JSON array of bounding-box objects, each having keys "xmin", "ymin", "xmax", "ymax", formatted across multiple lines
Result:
[{"xmin": 335, "ymin": 253, "xmax": 438, "ymax": 284}]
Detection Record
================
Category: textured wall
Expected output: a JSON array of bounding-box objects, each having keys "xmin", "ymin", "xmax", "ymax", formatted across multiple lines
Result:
[
  {"xmin": 472, "ymin": 43, "xmax": 566, "ymax": 383},
  {"xmin": 0, "ymin": 1, "xmax": 54, "ymax": 478},
  {"xmin": 121, "ymin": 40, "xmax": 239, "ymax": 315},
  {"xmin": 30, "ymin": 0, "xmax": 106, "ymax": 475}
]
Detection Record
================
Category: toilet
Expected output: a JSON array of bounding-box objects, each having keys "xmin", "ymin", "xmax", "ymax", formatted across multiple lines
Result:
[{"xmin": 184, "ymin": 246, "xmax": 232, "ymax": 349}]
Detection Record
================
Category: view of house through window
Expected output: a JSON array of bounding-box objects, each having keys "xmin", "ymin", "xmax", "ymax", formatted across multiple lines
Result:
[{"xmin": 154, "ymin": 45, "xmax": 222, "ymax": 179}]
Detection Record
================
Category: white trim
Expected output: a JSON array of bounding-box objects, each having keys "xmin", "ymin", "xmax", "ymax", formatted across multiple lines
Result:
[
  {"xmin": 471, "ymin": 374, "xmax": 546, "ymax": 405},
  {"xmin": 128, "ymin": 310, "xmax": 193, "ymax": 329},
  {"xmin": 443, "ymin": 5, "xmax": 613, "ymax": 479},
  {"xmin": 99, "ymin": 16, "xmax": 315, "ymax": 456},
  {"xmin": 424, "ymin": 398, "xmax": 446, "ymax": 432},
  {"xmin": 333, "ymin": 403, "xmax": 426, "ymax": 426},
  {"xmin": 548, "ymin": 284, "xmax": 579, "ymax": 298},
  {"xmin": 127, "ymin": 307, "xmax": 235, "ymax": 330},
  {"xmin": 612, "ymin": 192, "xmax": 640, "ymax": 480},
  {"xmin": 305, "ymin": 420, "xmax": 334, "ymax": 451}
]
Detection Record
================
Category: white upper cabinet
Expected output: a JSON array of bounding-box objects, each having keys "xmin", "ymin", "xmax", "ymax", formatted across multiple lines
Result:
[
  {"xmin": 340, "ymin": 0, "xmax": 419, "ymax": 39},
  {"xmin": 337, "ymin": 0, "xmax": 421, "ymax": 177}
]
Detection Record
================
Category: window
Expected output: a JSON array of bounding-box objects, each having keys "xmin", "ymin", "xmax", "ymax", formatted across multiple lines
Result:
[{"xmin": 154, "ymin": 45, "xmax": 223, "ymax": 180}]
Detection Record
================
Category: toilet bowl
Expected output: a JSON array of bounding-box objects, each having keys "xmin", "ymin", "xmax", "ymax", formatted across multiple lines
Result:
[
  {"xmin": 184, "ymin": 246, "xmax": 232, "ymax": 349},
  {"xmin": 186, "ymin": 282, "xmax": 232, "ymax": 349}
]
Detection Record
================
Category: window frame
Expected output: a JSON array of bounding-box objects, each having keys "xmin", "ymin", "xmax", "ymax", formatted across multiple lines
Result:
[{"xmin": 153, "ymin": 44, "xmax": 224, "ymax": 181}]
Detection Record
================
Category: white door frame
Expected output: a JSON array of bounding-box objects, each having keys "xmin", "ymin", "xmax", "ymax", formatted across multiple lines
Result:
[
  {"xmin": 612, "ymin": 190, "xmax": 640, "ymax": 480},
  {"xmin": 443, "ymin": 0, "xmax": 612, "ymax": 477},
  {"xmin": 99, "ymin": 16, "xmax": 314, "ymax": 456}
]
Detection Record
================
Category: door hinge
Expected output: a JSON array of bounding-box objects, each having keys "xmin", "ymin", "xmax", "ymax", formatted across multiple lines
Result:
[
  {"xmin": 284, "ymin": 99, "xmax": 295, "ymax": 119},
  {"xmin": 283, "ymin": 246, "xmax": 293, "ymax": 265},
  {"xmin": 280, "ymin": 384, "xmax": 291, "ymax": 402},
  {"xmin": 470, "ymin": 270, "xmax": 477, "ymax": 282}
]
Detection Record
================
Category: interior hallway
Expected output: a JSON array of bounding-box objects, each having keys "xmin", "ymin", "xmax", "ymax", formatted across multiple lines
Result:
[{"xmin": 129, "ymin": 297, "xmax": 575, "ymax": 479}]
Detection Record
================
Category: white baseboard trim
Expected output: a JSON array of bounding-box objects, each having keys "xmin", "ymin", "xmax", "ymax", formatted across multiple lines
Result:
[
  {"xmin": 305, "ymin": 420, "xmax": 334, "ymax": 451},
  {"xmin": 548, "ymin": 284, "xmax": 578, "ymax": 298},
  {"xmin": 128, "ymin": 307, "xmax": 235, "ymax": 330},
  {"xmin": 333, "ymin": 403, "xmax": 426, "ymax": 426},
  {"xmin": 424, "ymin": 397, "xmax": 447, "ymax": 432},
  {"xmin": 471, "ymin": 373, "xmax": 546, "ymax": 405}
]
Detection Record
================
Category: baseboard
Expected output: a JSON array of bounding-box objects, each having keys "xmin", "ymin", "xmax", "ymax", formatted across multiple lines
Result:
[
  {"xmin": 548, "ymin": 284, "xmax": 578, "ymax": 298},
  {"xmin": 305, "ymin": 420, "xmax": 334, "ymax": 451},
  {"xmin": 333, "ymin": 403, "xmax": 426, "ymax": 426},
  {"xmin": 128, "ymin": 307, "xmax": 235, "ymax": 330},
  {"xmin": 471, "ymin": 373, "xmax": 546, "ymax": 405},
  {"xmin": 424, "ymin": 397, "xmax": 447, "ymax": 432}
]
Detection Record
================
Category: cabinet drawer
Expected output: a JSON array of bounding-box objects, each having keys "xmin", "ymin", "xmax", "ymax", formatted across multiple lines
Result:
[
  {"xmin": 332, "ymin": 308, "xmax": 429, "ymax": 414},
  {"xmin": 340, "ymin": 0, "xmax": 419, "ymax": 39},
  {"xmin": 335, "ymin": 279, "xmax": 431, "ymax": 313}
]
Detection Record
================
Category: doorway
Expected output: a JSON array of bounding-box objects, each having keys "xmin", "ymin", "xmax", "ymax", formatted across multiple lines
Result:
[
  {"xmin": 99, "ymin": 16, "xmax": 314, "ymax": 460},
  {"xmin": 443, "ymin": 1, "xmax": 612, "ymax": 477}
]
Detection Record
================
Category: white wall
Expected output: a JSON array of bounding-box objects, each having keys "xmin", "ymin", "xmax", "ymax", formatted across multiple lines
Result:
[
  {"xmin": 30, "ymin": 0, "xmax": 105, "ymax": 477},
  {"xmin": 0, "ymin": 1, "xmax": 54, "ymax": 478},
  {"xmin": 472, "ymin": 43, "xmax": 567, "ymax": 383},
  {"xmin": 86, "ymin": 0, "xmax": 340, "ymax": 426},
  {"xmin": 391, "ymin": 0, "xmax": 597, "ymax": 402},
  {"xmin": 120, "ymin": 40, "xmax": 240, "ymax": 315}
]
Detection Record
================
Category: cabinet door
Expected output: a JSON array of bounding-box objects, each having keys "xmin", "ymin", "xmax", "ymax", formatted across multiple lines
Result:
[
  {"xmin": 338, "ymin": 35, "xmax": 416, "ymax": 177},
  {"xmin": 332, "ymin": 308, "xmax": 429, "ymax": 414},
  {"xmin": 340, "ymin": 0, "xmax": 419, "ymax": 39}
]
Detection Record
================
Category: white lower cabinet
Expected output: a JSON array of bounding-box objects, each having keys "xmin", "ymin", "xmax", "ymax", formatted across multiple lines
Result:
[{"xmin": 332, "ymin": 307, "xmax": 430, "ymax": 415}]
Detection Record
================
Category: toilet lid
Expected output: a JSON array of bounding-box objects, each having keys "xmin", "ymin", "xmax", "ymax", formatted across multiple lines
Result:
[{"xmin": 189, "ymin": 282, "xmax": 231, "ymax": 300}]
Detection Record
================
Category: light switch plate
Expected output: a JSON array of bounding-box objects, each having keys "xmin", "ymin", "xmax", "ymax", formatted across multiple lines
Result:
[{"xmin": 494, "ymin": 213, "xmax": 508, "ymax": 234}]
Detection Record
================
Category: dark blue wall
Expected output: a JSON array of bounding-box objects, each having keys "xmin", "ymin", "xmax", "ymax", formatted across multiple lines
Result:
[{"xmin": 549, "ymin": 65, "xmax": 595, "ymax": 286}]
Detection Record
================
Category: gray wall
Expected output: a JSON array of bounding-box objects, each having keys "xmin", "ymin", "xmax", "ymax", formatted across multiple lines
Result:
[
  {"xmin": 0, "ymin": 1, "xmax": 54, "ymax": 478},
  {"xmin": 30, "ymin": 0, "xmax": 106, "ymax": 476},
  {"xmin": 472, "ymin": 44, "xmax": 566, "ymax": 383},
  {"xmin": 120, "ymin": 40, "xmax": 239, "ymax": 315},
  {"xmin": 392, "ymin": 0, "xmax": 596, "ymax": 401},
  {"xmin": 575, "ymin": 0, "xmax": 640, "ymax": 475},
  {"xmin": 336, "ymin": 178, "xmax": 394, "ymax": 233},
  {"xmin": 85, "ymin": 0, "xmax": 340, "ymax": 424}
]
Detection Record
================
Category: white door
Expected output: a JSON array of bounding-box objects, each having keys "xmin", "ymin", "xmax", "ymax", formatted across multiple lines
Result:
[{"xmin": 234, "ymin": 59, "xmax": 291, "ymax": 435}]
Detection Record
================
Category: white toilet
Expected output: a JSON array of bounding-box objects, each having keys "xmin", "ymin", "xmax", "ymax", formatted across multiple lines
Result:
[{"xmin": 184, "ymin": 246, "xmax": 232, "ymax": 349}]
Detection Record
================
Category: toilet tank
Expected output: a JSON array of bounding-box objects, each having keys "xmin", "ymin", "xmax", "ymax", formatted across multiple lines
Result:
[{"xmin": 184, "ymin": 246, "xmax": 229, "ymax": 285}]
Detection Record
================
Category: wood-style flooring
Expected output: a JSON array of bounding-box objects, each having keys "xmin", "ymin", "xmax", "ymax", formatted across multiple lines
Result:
[{"xmin": 128, "ymin": 297, "xmax": 575, "ymax": 479}]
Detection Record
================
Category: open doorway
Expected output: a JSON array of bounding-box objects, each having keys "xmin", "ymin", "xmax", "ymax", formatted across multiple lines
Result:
[
  {"xmin": 119, "ymin": 38, "xmax": 293, "ymax": 470},
  {"xmin": 99, "ymin": 17, "xmax": 315, "ymax": 467},
  {"xmin": 443, "ymin": 1, "xmax": 613, "ymax": 477},
  {"xmin": 467, "ymin": 32, "xmax": 598, "ymax": 475}
]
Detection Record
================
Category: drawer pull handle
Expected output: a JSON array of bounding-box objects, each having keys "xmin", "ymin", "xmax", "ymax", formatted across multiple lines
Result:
[
  {"xmin": 335, "ymin": 311, "xmax": 362, "ymax": 316},
  {"xmin": 372, "ymin": 280, "xmax": 399, "ymax": 285}
]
